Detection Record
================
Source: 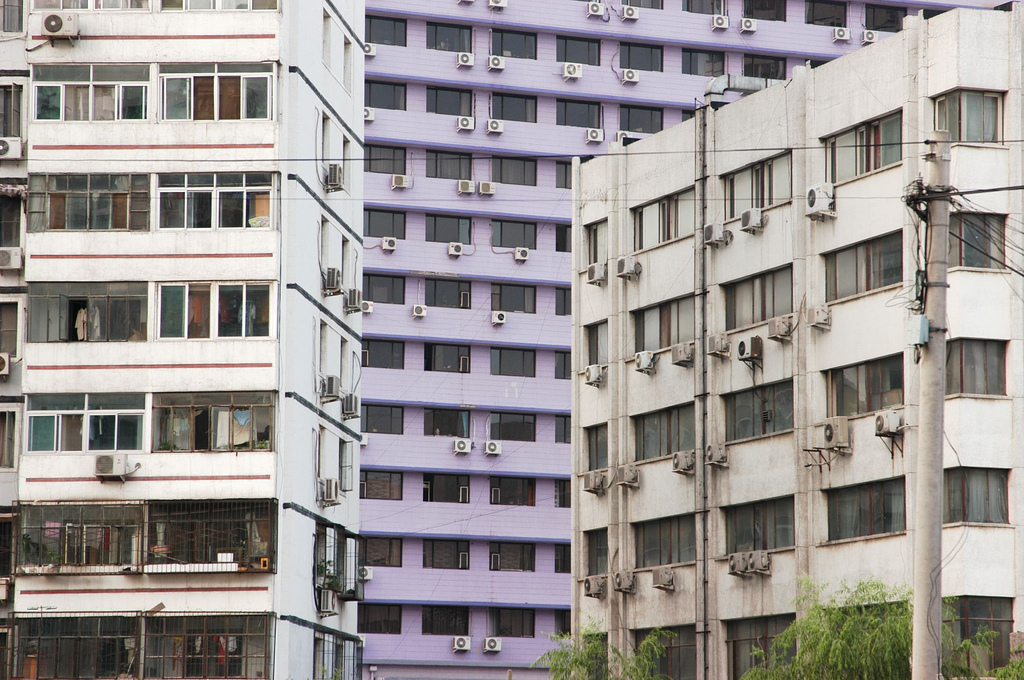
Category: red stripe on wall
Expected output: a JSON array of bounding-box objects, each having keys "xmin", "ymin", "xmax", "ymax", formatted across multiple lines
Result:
[
  {"xmin": 21, "ymin": 586, "xmax": 270, "ymax": 595},
  {"xmin": 25, "ymin": 475, "xmax": 273, "ymax": 483},
  {"xmin": 27, "ymin": 363, "xmax": 273, "ymax": 370},
  {"xmin": 32, "ymin": 143, "xmax": 275, "ymax": 151},
  {"xmin": 30, "ymin": 253, "xmax": 274, "ymax": 260},
  {"xmin": 33, "ymin": 34, "xmax": 276, "ymax": 41}
]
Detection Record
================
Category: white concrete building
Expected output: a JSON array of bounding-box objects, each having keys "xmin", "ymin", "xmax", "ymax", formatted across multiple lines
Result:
[
  {"xmin": 573, "ymin": 7, "xmax": 1023, "ymax": 679},
  {"xmin": 4, "ymin": 1, "xmax": 366, "ymax": 678}
]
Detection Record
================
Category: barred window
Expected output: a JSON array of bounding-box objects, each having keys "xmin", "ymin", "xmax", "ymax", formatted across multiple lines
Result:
[
  {"xmin": 157, "ymin": 173, "xmax": 271, "ymax": 229},
  {"xmin": 16, "ymin": 616, "xmax": 139, "ymax": 680},
  {"xmin": 724, "ymin": 381, "xmax": 793, "ymax": 441},
  {"xmin": 726, "ymin": 497, "xmax": 795, "ymax": 553},
  {"xmin": 19, "ymin": 504, "xmax": 143, "ymax": 568},
  {"xmin": 358, "ymin": 604, "xmax": 401, "ymax": 634},
  {"xmin": 421, "ymin": 606, "xmax": 469, "ymax": 635},
  {"xmin": 28, "ymin": 393, "xmax": 144, "ymax": 453},
  {"xmin": 313, "ymin": 630, "xmax": 361, "ymax": 680},
  {"xmin": 147, "ymin": 499, "xmax": 275, "ymax": 570},
  {"xmin": 152, "ymin": 392, "xmax": 273, "ymax": 452},
  {"xmin": 160, "ymin": 63, "xmax": 272, "ymax": 121},
  {"xmin": 34, "ymin": 65, "xmax": 149, "ymax": 122},
  {"xmin": 28, "ymin": 174, "xmax": 149, "ymax": 232},
  {"xmin": 827, "ymin": 477, "xmax": 906, "ymax": 540},
  {"xmin": 145, "ymin": 615, "xmax": 271, "ymax": 679},
  {"xmin": 488, "ymin": 608, "xmax": 535, "ymax": 637},
  {"xmin": 634, "ymin": 514, "xmax": 696, "ymax": 567},
  {"xmin": 489, "ymin": 541, "xmax": 535, "ymax": 571}
]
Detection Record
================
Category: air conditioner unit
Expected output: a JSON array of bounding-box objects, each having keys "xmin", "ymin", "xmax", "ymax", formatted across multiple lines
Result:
[
  {"xmin": 652, "ymin": 567, "xmax": 675, "ymax": 590},
  {"xmin": 488, "ymin": 54, "xmax": 506, "ymax": 70},
  {"xmin": 586, "ymin": 1, "xmax": 605, "ymax": 17},
  {"xmin": 343, "ymin": 288, "xmax": 363, "ymax": 312},
  {"xmin": 0, "ymin": 248, "xmax": 22, "ymax": 271},
  {"xmin": 514, "ymin": 247, "xmax": 530, "ymax": 262},
  {"xmin": 456, "ymin": 116, "xmax": 475, "ymax": 131},
  {"xmin": 832, "ymin": 26, "xmax": 850, "ymax": 41},
  {"xmin": 484, "ymin": 440, "xmax": 502, "ymax": 455},
  {"xmin": 326, "ymin": 164, "xmax": 343, "ymax": 192},
  {"xmin": 703, "ymin": 223, "xmax": 726, "ymax": 247},
  {"xmin": 586, "ymin": 262, "xmax": 607, "ymax": 285},
  {"xmin": 585, "ymin": 127, "xmax": 604, "ymax": 143},
  {"xmin": 94, "ymin": 454, "xmax": 128, "ymax": 479},
  {"xmin": 0, "ymin": 353, "xmax": 10, "ymax": 377},
  {"xmin": 712, "ymin": 13, "xmax": 730, "ymax": 29},
  {"xmin": 767, "ymin": 314, "xmax": 794, "ymax": 341},
  {"xmin": 748, "ymin": 550, "xmax": 771, "ymax": 574},
  {"xmin": 809, "ymin": 305, "xmax": 832, "ymax": 329},
  {"xmin": 456, "ymin": 52, "xmax": 475, "ymax": 67},
  {"xmin": 634, "ymin": 351, "xmax": 656, "ymax": 374},
  {"xmin": 342, "ymin": 393, "xmax": 359, "ymax": 419},
  {"xmin": 740, "ymin": 17, "xmax": 757, "ymax": 32},
  {"xmin": 453, "ymin": 438, "xmax": 472, "ymax": 454},
  {"xmin": 806, "ymin": 183, "xmax": 835, "ymax": 218},
  {"xmin": 323, "ymin": 267, "xmax": 342, "ymax": 295},
  {"xmin": 488, "ymin": 0, "xmax": 507, "ymax": 7},
  {"xmin": 740, "ymin": 208, "xmax": 763, "ymax": 233},
  {"xmin": 364, "ymin": 107, "xmax": 375, "ymax": 122},
  {"xmin": 491, "ymin": 311, "xmax": 507, "ymax": 325},
  {"xmin": 391, "ymin": 174, "xmax": 412, "ymax": 189},
  {"xmin": 360, "ymin": 300, "xmax": 374, "ymax": 314},
  {"xmin": 320, "ymin": 375, "xmax": 342, "ymax": 402},
  {"xmin": 484, "ymin": 636, "xmax": 503, "ymax": 652},
  {"xmin": 621, "ymin": 69, "xmax": 640, "ymax": 84},
  {"xmin": 584, "ymin": 364, "xmax": 605, "ymax": 386},
  {"xmin": 820, "ymin": 416, "xmax": 850, "ymax": 448},
  {"xmin": 359, "ymin": 566, "xmax": 374, "ymax": 581},
  {"xmin": 583, "ymin": 575, "xmax": 607, "ymax": 598},
  {"xmin": 381, "ymin": 236, "xmax": 398, "ymax": 251},
  {"xmin": 706, "ymin": 444, "xmax": 728, "ymax": 466},
  {"xmin": 0, "ymin": 138, "xmax": 22, "ymax": 160},
  {"xmin": 486, "ymin": 119, "xmax": 504, "ymax": 134},
  {"xmin": 42, "ymin": 13, "xmax": 77, "ymax": 37},
  {"xmin": 875, "ymin": 409, "xmax": 904, "ymax": 438},
  {"xmin": 617, "ymin": 465, "xmax": 639, "ymax": 488},
  {"xmin": 412, "ymin": 304, "xmax": 428, "ymax": 318},
  {"xmin": 616, "ymin": 255, "xmax": 641, "ymax": 280},
  {"xmin": 862, "ymin": 29, "xmax": 878, "ymax": 43},
  {"xmin": 453, "ymin": 635, "xmax": 472, "ymax": 652},
  {"xmin": 728, "ymin": 552, "xmax": 749, "ymax": 576},
  {"xmin": 457, "ymin": 179, "xmax": 475, "ymax": 194},
  {"xmin": 364, "ymin": 43, "xmax": 377, "ymax": 57},
  {"xmin": 477, "ymin": 181, "xmax": 497, "ymax": 195},
  {"xmin": 613, "ymin": 570, "xmax": 636, "ymax": 593},
  {"xmin": 583, "ymin": 470, "xmax": 606, "ymax": 494},
  {"xmin": 737, "ymin": 336, "xmax": 763, "ymax": 362},
  {"xmin": 448, "ymin": 241, "xmax": 464, "ymax": 257},
  {"xmin": 671, "ymin": 342, "xmax": 695, "ymax": 367},
  {"xmin": 622, "ymin": 5, "xmax": 639, "ymax": 20},
  {"xmin": 563, "ymin": 62, "xmax": 584, "ymax": 79},
  {"xmin": 707, "ymin": 333, "xmax": 730, "ymax": 357},
  {"xmin": 319, "ymin": 477, "xmax": 341, "ymax": 505},
  {"xmin": 672, "ymin": 450, "xmax": 696, "ymax": 474},
  {"xmin": 318, "ymin": 588, "xmax": 337, "ymax": 614}
]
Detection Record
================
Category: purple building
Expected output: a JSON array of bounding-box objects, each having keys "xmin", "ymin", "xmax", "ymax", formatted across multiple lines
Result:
[{"xmin": 356, "ymin": 0, "xmax": 988, "ymax": 677}]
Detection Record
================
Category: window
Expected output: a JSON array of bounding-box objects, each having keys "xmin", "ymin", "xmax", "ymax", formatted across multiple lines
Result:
[
  {"xmin": 0, "ymin": 195, "xmax": 18, "ymax": 248},
  {"xmin": 1, "ymin": 0, "xmax": 21, "ymax": 31},
  {"xmin": 948, "ymin": 213, "xmax": 1004, "ymax": 269},
  {"xmin": 554, "ymin": 610, "xmax": 571, "ymax": 635},
  {"xmin": 682, "ymin": 50, "xmax": 724, "ymax": 76},
  {"xmin": 0, "ymin": 85, "xmax": 21, "ymax": 137},
  {"xmin": 15, "ymin": 617, "xmax": 140, "ymax": 680},
  {"xmin": 634, "ymin": 404, "xmax": 696, "ymax": 461},
  {"xmin": 0, "ymin": 411, "xmax": 14, "ymax": 467},
  {"xmin": 745, "ymin": 0, "xmax": 785, "ymax": 20},
  {"xmin": 152, "ymin": 392, "xmax": 272, "ymax": 451},
  {"xmin": 423, "ymin": 343, "xmax": 471, "ymax": 373},
  {"xmin": 425, "ymin": 214, "xmax": 471, "ymax": 244},
  {"xmin": 157, "ymin": 173, "xmax": 272, "ymax": 230},
  {"xmin": 635, "ymin": 514, "xmax": 696, "ymax": 567},
  {"xmin": 490, "ymin": 412, "xmax": 536, "ymax": 441},
  {"xmin": 359, "ymin": 604, "xmax": 402, "ymax": 634},
  {"xmin": 492, "ymin": 219, "xmax": 537, "ymax": 249},
  {"xmin": 147, "ymin": 500, "xmax": 274, "ymax": 569},
  {"xmin": 556, "ymin": 164, "xmax": 573, "ymax": 191},
  {"xmin": 426, "ymin": 22, "xmax": 471, "ymax": 52},
  {"xmin": 491, "ymin": 157, "xmax": 537, "ymax": 186},
  {"xmin": 489, "ymin": 609, "xmax": 535, "ymax": 638},
  {"xmin": 555, "ymin": 289, "xmax": 571, "ymax": 316},
  {"xmin": 633, "ymin": 189, "xmax": 697, "ymax": 249},
  {"xmin": 365, "ymin": 16, "xmax": 406, "ymax": 46},
  {"xmin": 805, "ymin": 0, "xmax": 844, "ymax": 25},
  {"xmin": 555, "ymin": 351, "xmax": 571, "ymax": 380},
  {"xmin": 492, "ymin": 94, "xmax": 537, "ymax": 123},
  {"xmin": 422, "ymin": 606, "xmax": 470, "ymax": 635},
  {"xmin": 27, "ymin": 174, "xmax": 149, "ymax": 232},
  {"xmin": 160, "ymin": 63, "xmax": 271, "ymax": 121},
  {"xmin": 865, "ymin": 4, "xmax": 905, "ymax": 31},
  {"xmin": 365, "ymin": 537, "xmax": 402, "ymax": 567},
  {"xmin": 426, "ymin": 87, "xmax": 472, "ymax": 116},
  {"xmin": 554, "ymin": 543, "xmax": 571, "ymax": 572},
  {"xmin": 423, "ymin": 408, "xmax": 470, "ymax": 438},
  {"xmin": 946, "ymin": 339, "xmax": 1005, "ymax": 395},
  {"xmin": 586, "ymin": 424, "xmax": 608, "ymax": 470},
  {"xmin": 625, "ymin": 0, "xmax": 662, "ymax": 6},
  {"xmin": 726, "ymin": 497, "xmax": 795, "ymax": 552},
  {"xmin": 158, "ymin": 282, "xmax": 269, "ymax": 339},
  {"xmin": 827, "ymin": 477, "xmax": 906, "ymax": 540},
  {"xmin": 360, "ymin": 470, "xmax": 403, "ymax": 500},
  {"xmin": 556, "ymin": 35, "xmax": 600, "ymax": 65},
  {"xmin": 586, "ymin": 321, "xmax": 608, "ymax": 365},
  {"xmin": 724, "ymin": 266, "xmax": 793, "ymax": 329},
  {"xmin": 587, "ymin": 220, "xmax": 607, "ymax": 265},
  {"xmin": 365, "ymin": 81, "xmax": 406, "ymax": 110},
  {"xmin": 492, "ymin": 30, "xmax": 536, "ymax": 59},
  {"xmin": 727, "ymin": 616, "xmax": 796, "ymax": 680},
  {"xmin": 620, "ymin": 105, "xmax": 663, "ymax": 134},
  {"xmin": 19, "ymin": 504, "xmax": 142, "ymax": 567},
  {"xmin": 619, "ymin": 43, "xmax": 663, "ymax": 71},
  {"xmin": 825, "ymin": 232, "xmax": 902, "ymax": 301},
  {"xmin": 425, "ymin": 279, "xmax": 471, "ymax": 309},
  {"xmin": 489, "ymin": 542, "xmax": 535, "ymax": 571},
  {"xmin": 945, "ymin": 468, "xmax": 1008, "ymax": 524},
  {"xmin": 362, "ymin": 340, "xmax": 405, "ymax": 369},
  {"xmin": 683, "ymin": 0, "xmax": 719, "ymax": 13},
  {"xmin": 34, "ymin": 65, "xmax": 149, "ymax": 122},
  {"xmin": 423, "ymin": 539, "xmax": 469, "ymax": 569},
  {"xmin": 634, "ymin": 296, "xmax": 695, "ymax": 351},
  {"xmin": 423, "ymin": 473, "xmax": 469, "ymax": 503},
  {"xmin": 161, "ymin": 0, "xmax": 278, "ymax": 8},
  {"xmin": 28, "ymin": 282, "xmax": 147, "ymax": 343},
  {"xmin": 0, "ymin": 302, "xmax": 16, "ymax": 355},
  {"xmin": 946, "ymin": 597, "xmax": 1012, "ymax": 672},
  {"xmin": 724, "ymin": 153, "xmax": 792, "ymax": 219},
  {"xmin": 491, "ymin": 284, "xmax": 536, "ymax": 313},
  {"xmin": 312, "ymin": 630, "xmax": 360, "ymax": 680},
  {"xmin": 364, "ymin": 209, "xmax": 406, "ymax": 238},
  {"xmin": 556, "ymin": 224, "xmax": 572, "ymax": 251},
  {"xmin": 935, "ymin": 90, "xmax": 1001, "ymax": 143},
  {"xmin": 725, "ymin": 382, "xmax": 794, "ymax": 441},
  {"xmin": 829, "ymin": 355, "xmax": 904, "ymax": 416},
  {"xmin": 557, "ymin": 99, "xmax": 601, "ymax": 128},
  {"xmin": 555, "ymin": 480, "xmax": 571, "ymax": 509},
  {"xmin": 364, "ymin": 145, "xmax": 406, "ymax": 175},
  {"xmin": 491, "ymin": 476, "xmax": 535, "ymax": 506},
  {"xmin": 826, "ymin": 113, "xmax": 902, "ymax": 182},
  {"xmin": 426, "ymin": 150, "xmax": 472, "ymax": 181},
  {"xmin": 743, "ymin": 55, "xmax": 786, "ymax": 79},
  {"xmin": 636, "ymin": 627, "xmax": 696, "ymax": 680},
  {"xmin": 360, "ymin": 405, "xmax": 403, "ymax": 434},
  {"xmin": 362, "ymin": 274, "xmax": 404, "ymax": 304},
  {"xmin": 491, "ymin": 348, "xmax": 536, "ymax": 377},
  {"xmin": 585, "ymin": 529, "xmax": 607, "ymax": 575}
]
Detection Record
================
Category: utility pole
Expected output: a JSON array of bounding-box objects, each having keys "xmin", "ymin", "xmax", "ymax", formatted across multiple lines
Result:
[{"xmin": 911, "ymin": 131, "xmax": 950, "ymax": 680}]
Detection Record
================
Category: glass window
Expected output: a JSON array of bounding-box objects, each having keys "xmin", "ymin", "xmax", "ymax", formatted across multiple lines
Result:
[
  {"xmin": 634, "ymin": 404, "xmax": 696, "ymax": 461},
  {"xmin": 948, "ymin": 213, "xmax": 1004, "ymax": 269},
  {"xmin": 555, "ymin": 288, "xmax": 571, "ymax": 316},
  {"xmin": 425, "ymin": 279, "xmax": 471, "ymax": 309},
  {"xmin": 682, "ymin": 50, "xmax": 724, "ymax": 76},
  {"xmin": 945, "ymin": 597, "xmax": 1012, "ymax": 673},
  {"xmin": 865, "ymin": 4, "xmax": 905, "ymax": 31},
  {"xmin": 490, "ymin": 476, "xmax": 535, "ymax": 506},
  {"xmin": 745, "ymin": 0, "xmax": 785, "ymax": 20},
  {"xmin": 585, "ymin": 529, "xmax": 607, "ymax": 575},
  {"xmin": 725, "ymin": 381, "xmax": 794, "ymax": 441},
  {"xmin": 557, "ymin": 99, "xmax": 601, "ymax": 128},
  {"xmin": 423, "ymin": 343, "xmax": 471, "ymax": 373},
  {"xmin": 490, "ymin": 348, "xmax": 536, "ymax": 377},
  {"xmin": 0, "ymin": 195, "xmax": 19, "ymax": 247},
  {"xmin": 160, "ymin": 282, "xmax": 267, "ymax": 339},
  {"xmin": 488, "ymin": 608, "xmax": 535, "ymax": 638},
  {"xmin": 635, "ymin": 626, "xmax": 696, "ymax": 680},
  {"xmin": 946, "ymin": 339, "xmax": 1005, "ymax": 395},
  {"xmin": 587, "ymin": 220, "xmax": 607, "ymax": 265},
  {"xmin": 360, "ymin": 405, "xmax": 403, "ymax": 434},
  {"xmin": 492, "ymin": 94, "xmax": 537, "ymax": 123},
  {"xmin": 724, "ymin": 153, "xmax": 791, "ymax": 219},
  {"xmin": 625, "ymin": 0, "xmax": 663, "ymax": 6},
  {"xmin": 805, "ymin": 0, "xmax": 845, "ymax": 25},
  {"xmin": 364, "ymin": 209, "xmax": 406, "ymax": 239},
  {"xmin": 365, "ymin": 537, "xmax": 402, "ymax": 567},
  {"xmin": 724, "ymin": 267, "xmax": 793, "ymax": 330},
  {"xmin": 683, "ymin": 0, "xmax": 721, "ymax": 13},
  {"xmin": 423, "ymin": 473, "xmax": 469, "ymax": 503},
  {"xmin": 727, "ymin": 616, "xmax": 795, "ymax": 680},
  {"xmin": 555, "ymin": 480, "xmax": 571, "ymax": 509},
  {"xmin": 556, "ymin": 165, "xmax": 573, "ymax": 191},
  {"xmin": 16, "ymin": 617, "xmax": 141, "ymax": 680},
  {"xmin": 422, "ymin": 606, "xmax": 470, "ymax": 635},
  {"xmin": 426, "ymin": 150, "xmax": 472, "ymax": 181},
  {"xmin": 423, "ymin": 539, "xmax": 469, "ymax": 569},
  {"xmin": 634, "ymin": 296, "xmax": 695, "ymax": 351},
  {"xmin": 492, "ymin": 220, "xmax": 536, "ymax": 249},
  {"xmin": 726, "ymin": 496, "xmax": 795, "ymax": 552},
  {"xmin": 362, "ymin": 274, "xmax": 404, "ymax": 304},
  {"xmin": 28, "ymin": 282, "xmax": 148, "ymax": 342},
  {"xmin": 586, "ymin": 424, "xmax": 608, "ymax": 470},
  {"xmin": 365, "ymin": 81, "xmax": 406, "ymax": 110},
  {"xmin": 826, "ymin": 112, "xmax": 902, "ymax": 182},
  {"xmin": 19, "ymin": 504, "xmax": 142, "ymax": 567},
  {"xmin": 635, "ymin": 514, "xmax": 696, "ymax": 567},
  {"xmin": 358, "ymin": 604, "xmax": 402, "ymax": 634},
  {"xmin": 426, "ymin": 87, "xmax": 472, "ymax": 116},
  {"xmin": 362, "ymin": 340, "xmax": 405, "ymax": 369},
  {"xmin": 587, "ymin": 321, "xmax": 608, "ymax": 365},
  {"xmin": 944, "ymin": 468, "xmax": 1008, "ymax": 524},
  {"xmin": 425, "ymin": 214, "xmax": 471, "ymax": 244},
  {"xmin": 825, "ymin": 232, "xmax": 903, "ymax": 301},
  {"xmin": 620, "ymin": 105, "xmax": 663, "ymax": 134},
  {"xmin": 490, "ymin": 412, "xmax": 536, "ymax": 441},
  {"xmin": 158, "ymin": 64, "xmax": 271, "ymax": 121},
  {"xmin": 555, "ymin": 351, "xmax": 571, "ymax": 380},
  {"xmin": 742, "ymin": 55, "xmax": 786, "ymax": 79},
  {"xmin": 33, "ymin": 65, "xmax": 150, "ymax": 122},
  {"xmin": 423, "ymin": 408, "xmax": 470, "ymax": 438},
  {"xmin": 492, "ymin": 30, "xmax": 536, "ymax": 59},
  {"xmin": 151, "ymin": 392, "xmax": 272, "ymax": 452},
  {"xmin": 556, "ymin": 36, "xmax": 600, "ymax": 65},
  {"xmin": 364, "ymin": 145, "xmax": 406, "ymax": 175},
  {"xmin": 490, "ymin": 541, "xmax": 535, "ymax": 571},
  {"xmin": 555, "ymin": 415, "xmax": 571, "ymax": 443},
  {"xmin": 491, "ymin": 157, "xmax": 537, "ymax": 186},
  {"xmin": 491, "ymin": 284, "xmax": 536, "ymax": 313},
  {"xmin": 0, "ymin": 85, "xmax": 22, "ymax": 137},
  {"xmin": 556, "ymin": 224, "xmax": 572, "ymax": 251},
  {"xmin": 365, "ymin": 16, "xmax": 406, "ymax": 46},
  {"xmin": 359, "ymin": 470, "xmax": 403, "ymax": 499},
  {"xmin": 829, "ymin": 355, "xmax": 904, "ymax": 416},
  {"xmin": 0, "ymin": 302, "xmax": 17, "ymax": 355},
  {"xmin": 426, "ymin": 22, "xmax": 472, "ymax": 52},
  {"xmin": 156, "ymin": 172, "xmax": 272, "ymax": 230},
  {"xmin": 27, "ymin": 173, "xmax": 150, "ymax": 232},
  {"xmin": 935, "ymin": 90, "xmax": 1001, "ymax": 143},
  {"xmin": 619, "ymin": 43, "xmax": 663, "ymax": 71},
  {"xmin": 827, "ymin": 477, "xmax": 906, "ymax": 540},
  {"xmin": 554, "ymin": 543, "xmax": 571, "ymax": 572},
  {"xmin": 146, "ymin": 499, "xmax": 274, "ymax": 569},
  {"xmin": 0, "ymin": 411, "xmax": 14, "ymax": 467}
]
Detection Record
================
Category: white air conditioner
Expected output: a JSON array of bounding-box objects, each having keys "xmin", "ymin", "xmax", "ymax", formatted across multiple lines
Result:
[
  {"xmin": 486, "ymin": 119, "xmax": 504, "ymax": 134},
  {"xmin": 616, "ymin": 255, "xmax": 641, "ymax": 280},
  {"xmin": 862, "ymin": 29, "xmax": 878, "ymax": 43},
  {"xmin": 652, "ymin": 567, "xmax": 675, "ymax": 590},
  {"xmin": 319, "ymin": 477, "xmax": 341, "ymax": 505},
  {"xmin": 671, "ymin": 342, "xmax": 695, "ymax": 367},
  {"xmin": 728, "ymin": 552, "xmax": 749, "ymax": 576},
  {"xmin": 703, "ymin": 223, "xmax": 726, "ymax": 247},
  {"xmin": 712, "ymin": 14, "xmax": 730, "ymax": 29},
  {"xmin": 832, "ymin": 26, "xmax": 850, "ymax": 41},
  {"xmin": 412, "ymin": 304, "xmax": 428, "ymax": 318},
  {"xmin": 477, "ymin": 181, "xmax": 496, "ymax": 195},
  {"xmin": 0, "ymin": 138, "xmax": 22, "ymax": 160},
  {"xmin": 453, "ymin": 438, "xmax": 472, "ymax": 454},
  {"xmin": 453, "ymin": 635, "xmax": 472, "ymax": 652},
  {"xmin": 621, "ymin": 69, "xmax": 640, "ymax": 84},
  {"xmin": 456, "ymin": 52, "xmax": 474, "ymax": 67},
  {"xmin": 583, "ymin": 575, "xmax": 606, "ymax": 597},
  {"xmin": 456, "ymin": 116, "xmax": 475, "ymax": 131},
  {"xmin": 707, "ymin": 333, "xmax": 730, "ymax": 357},
  {"xmin": 617, "ymin": 465, "xmax": 639, "ymax": 488},
  {"xmin": 318, "ymin": 588, "xmax": 337, "ymax": 614},
  {"xmin": 806, "ymin": 183, "xmax": 835, "ymax": 218},
  {"xmin": 357, "ymin": 566, "xmax": 373, "ymax": 582},
  {"xmin": 484, "ymin": 636, "xmax": 503, "ymax": 652},
  {"xmin": 320, "ymin": 375, "xmax": 342, "ymax": 402},
  {"xmin": 484, "ymin": 440, "xmax": 502, "ymax": 455},
  {"xmin": 0, "ymin": 248, "xmax": 22, "ymax": 270},
  {"xmin": 514, "ymin": 247, "xmax": 530, "ymax": 262},
  {"xmin": 491, "ymin": 311, "xmax": 507, "ymax": 325},
  {"xmin": 820, "ymin": 416, "xmax": 850, "ymax": 448},
  {"xmin": 586, "ymin": 1, "xmax": 605, "ymax": 17},
  {"xmin": 584, "ymin": 364, "xmax": 605, "ymax": 386},
  {"xmin": 706, "ymin": 444, "xmax": 728, "ymax": 466},
  {"xmin": 672, "ymin": 450, "xmax": 696, "ymax": 474},
  {"xmin": 634, "ymin": 351, "xmax": 656, "ymax": 374},
  {"xmin": 343, "ymin": 288, "xmax": 362, "ymax": 312},
  {"xmin": 364, "ymin": 107, "xmax": 375, "ymax": 122},
  {"xmin": 325, "ymin": 164, "xmax": 344, "ymax": 192},
  {"xmin": 737, "ymin": 336, "xmax": 763, "ymax": 362},
  {"xmin": 381, "ymin": 236, "xmax": 398, "ymax": 251},
  {"xmin": 563, "ymin": 62, "xmax": 584, "ymax": 79},
  {"xmin": 456, "ymin": 179, "xmax": 475, "ymax": 194},
  {"xmin": 622, "ymin": 5, "xmax": 639, "ymax": 20},
  {"xmin": 364, "ymin": 42, "xmax": 377, "ymax": 57},
  {"xmin": 42, "ymin": 12, "xmax": 77, "ymax": 37},
  {"xmin": 448, "ymin": 242, "xmax": 464, "ymax": 256},
  {"xmin": 613, "ymin": 570, "xmax": 636, "ymax": 593},
  {"xmin": 748, "ymin": 550, "xmax": 771, "ymax": 574},
  {"xmin": 94, "ymin": 454, "xmax": 128, "ymax": 479},
  {"xmin": 875, "ymin": 409, "xmax": 904, "ymax": 437},
  {"xmin": 767, "ymin": 314, "xmax": 794, "ymax": 341},
  {"xmin": 740, "ymin": 17, "xmax": 757, "ymax": 32},
  {"xmin": 342, "ymin": 393, "xmax": 360, "ymax": 419},
  {"xmin": 323, "ymin": 267, "xmax": 342, "ymax": 296},
  {"xmin": 585, "ymin": 127, "xmax": 604, "ymax": 143},
  {"xmin": 360, "ymin": 300, "xmax": 374, "ymax": 314},
  {"xmin": 488, "ymin": 0, "xmax": 507, "ymax": 7},
  {"xmin": 583, "ymin": 470, "xmax": 605, "ymax": 494},
  {"xmin": 391, "ymin": 174, "xmax": 412, "ymax": 189},
  {"xmin": 740, "ymin": 208, "xmax": 763, "ymax": 233},
  {"xmin": 586, "ymin": 262, "xmax": 607, "ymax": 285},
  {"xmin": 809, "ymin": 305, "xmax": 832, "ymax": 329},
  {"xmin": 0, "ymin": 353, "xmax": 10, "ymax": 377},
  {"xmin": 488, "ymin": 54, "xmax": 506, "ymax": 70}
]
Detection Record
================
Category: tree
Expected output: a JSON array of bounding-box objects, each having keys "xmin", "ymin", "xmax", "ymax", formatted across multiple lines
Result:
[
  {"xmin": 534, "ymin": 623, "xmax": 672, "ymax": 680},
  {"xmin": 741, "ymin": 579, "xmax": 993, "ymax": 680}
]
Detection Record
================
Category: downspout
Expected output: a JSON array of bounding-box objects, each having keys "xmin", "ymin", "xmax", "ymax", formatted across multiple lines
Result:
[{"xmin": 695, "ymin": 103, "xmax": 711, "ymax": 680}]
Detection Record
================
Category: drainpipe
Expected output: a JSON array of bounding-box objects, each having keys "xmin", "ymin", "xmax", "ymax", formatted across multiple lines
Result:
[{"xmin": 695, "ymin": 102, "xmax": 711, "ymax": 680}]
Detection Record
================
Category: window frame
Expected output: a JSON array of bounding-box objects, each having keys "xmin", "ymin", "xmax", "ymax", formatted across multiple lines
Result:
[
  {"xmin": 359, "ymin": 470, "xmax": 403, "ymax": 500},
  {"xmin": 825, "ymin": 112, "xmax": 902, "ymax": 183},
  {"xmin": 824, "ymin": 231, "xmax": 903, "ymax": 301},
  {"xmin": 159, "ymin": 64, "xmax": 273, "ymax": 122},
  {"xmin": 934, "ymin": 90, "xmax": 1002, "ymax": 143},
  {"xmin": 725, "ymin": 496, "xmax": 795, "ymax": 553},
  {"xmin": 946, "ymin": 339, "xmax": 1005, "ymax": 395},
  {"xmin": 724, "ymin": 266, "xmax": 793, "ymax": 330},
  {"xmin": 826, "ymin": 477, "xmax": 906, "ymax": 540},
  {"xmin": 634, "ymin": 514, "xmax": 696, "ymax": 567},
  {"xmin": 828, "ymin": 354, "xmax": 904, "ymax": 417},
  {"xmin": 724, "ymin": 153, "xmax": 792, "ymax": 219}
]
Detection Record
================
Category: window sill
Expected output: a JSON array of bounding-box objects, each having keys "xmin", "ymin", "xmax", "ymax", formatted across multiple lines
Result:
[
  {"xmin": 714, "ymin": 546, "xmax": 794, "ymax": 562},
  {"xmin": 945, "ymin": 393, "xmax": 1011, "ymax": 401},
  {"xmin": 830, "ymin": 161, "xmax": 902, "ymax": 188},
  {"xmin": 725, "ymin": 428, "xmax": 794, "ymax": 447},
  {"xmin": 826, "ymin": 281, "xmax": 903, "ymax": 306},
  {"xmin": 631, "ymin": 231, "xmax": 695, "ymax": 257},
  {"xmin": 947, "ymin": 266, "xmax": 1008, "ymax": 275},
  {"xmin": 724, "ymin": 198, "xmax": 792, "ymax": 226},
  {"xmin": 832, "ymin": 409, "xmax": 897, "ymax": 423},
  {"xmin": 949, "ymin": 141, "xmax": 1009, "ymax": 151},
  {"xmin": 819, "ymin": 530, "xmax": 906, "ymax": 547},
  {"xmin": 632, "ymin": 561, "xmax": 696, "ymax": 572},
  {"xmin": 943, "ymin": 521, "xmax": 1012, "ymax": 529}
]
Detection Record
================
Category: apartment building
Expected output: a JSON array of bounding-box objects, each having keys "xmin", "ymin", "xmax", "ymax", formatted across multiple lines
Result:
[
  {"xmin": 0, "ymin": 1, "xmax": 366, "ymax": 678},
  {"xmin": 573, "ymin": 6, "xmax": 1022, "ymax": 679},
  {"xmin": 357, "ymin": 0, "xmax": 993, "ymax": 677}
]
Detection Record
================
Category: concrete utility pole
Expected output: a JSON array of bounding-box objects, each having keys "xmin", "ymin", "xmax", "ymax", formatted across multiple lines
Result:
[{"xmin": 911, "ymin": 131, "xmax": 951, "ymax": 680}]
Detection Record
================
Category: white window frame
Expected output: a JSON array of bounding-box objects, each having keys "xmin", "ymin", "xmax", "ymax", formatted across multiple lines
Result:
[
  {"xmin": 26, "ymin": 394, "xmax": 146, "ymax": 454},
  {"xmin": 157, "ymin": 281, "xmax": 275, "ymax": 340},
  {"xmin": 160, "ymin": 65, "xmax": 274, "ymax": 122},
  {"xmin": 156, "ymin": 172, "xmax": 274, "ymax": 230},
  {"xmin": 33, "ymin": 66, "xmax": 150, "ymax": 122},
  {"xmin": 724, "ymin": 153, "xmax": 792, "ymax": 220}
]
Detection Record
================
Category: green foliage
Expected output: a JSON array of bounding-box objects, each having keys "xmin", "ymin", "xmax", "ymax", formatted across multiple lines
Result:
[
  {"xmin": 741, "ymin": 579, "xmax": 993, "ymax": 680},
  {"xmin": 534, "ymin": 623, "xmax": 672, "ymax": 680}
]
